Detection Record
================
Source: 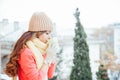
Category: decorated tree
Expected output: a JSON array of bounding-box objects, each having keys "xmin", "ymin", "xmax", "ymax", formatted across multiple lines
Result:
[
  {"xmin": 70, "ymin": 8, "xmax": 92, "ymax": 80},
  {"xmin": 96, "ymin": 52, "xmax": 120, "ymax": 80},
  {"xmin": 96, "ymin": 64, "xmax": 110, "ymax": 80}
]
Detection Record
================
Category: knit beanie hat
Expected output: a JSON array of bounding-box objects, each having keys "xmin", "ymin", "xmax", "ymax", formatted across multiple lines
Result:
[{"xmin": 28, "ymin": 12, "xmax": 53, "ymax": 31}]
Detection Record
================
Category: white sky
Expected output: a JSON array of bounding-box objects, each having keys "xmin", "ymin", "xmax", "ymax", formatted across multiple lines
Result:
[{"xmin": 0, "ymin": 0, "xmax": 120, "ymax": 29}]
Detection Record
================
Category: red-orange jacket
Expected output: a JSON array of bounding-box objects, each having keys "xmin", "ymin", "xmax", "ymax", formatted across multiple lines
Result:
[{"xmin": 18, "ymin": 48, "xmax": 55, "ymax": 80}]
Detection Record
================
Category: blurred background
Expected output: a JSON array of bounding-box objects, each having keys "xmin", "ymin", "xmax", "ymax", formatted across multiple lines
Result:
[{"xmin": 0, "ymin": 0, "xmax": 120, "ymax": 80}]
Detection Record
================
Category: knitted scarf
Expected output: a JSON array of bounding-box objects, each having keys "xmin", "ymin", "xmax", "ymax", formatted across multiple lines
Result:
[
  {"xmin": 13, "ymin": 38, "xmax": 49, "ymax": 80},
  {"xmin": 26, "ymin": 38, "xmax": 49, "ymax": 70}
]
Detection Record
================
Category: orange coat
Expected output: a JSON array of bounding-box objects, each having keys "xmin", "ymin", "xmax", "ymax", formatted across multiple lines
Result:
[{"xmin": 18, "ymin": 48, "xmax": 55, "ymax": 80}]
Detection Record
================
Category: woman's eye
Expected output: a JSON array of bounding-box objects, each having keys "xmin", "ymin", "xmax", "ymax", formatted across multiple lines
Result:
[{"xmin": 46, "ymin": 32, "xmax": 49, "ymax": 35}]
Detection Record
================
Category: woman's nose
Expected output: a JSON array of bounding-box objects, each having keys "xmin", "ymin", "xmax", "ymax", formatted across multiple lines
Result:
[{"xmin": 48, "ymin": 35, "xmax": 51, "ymax": 39}]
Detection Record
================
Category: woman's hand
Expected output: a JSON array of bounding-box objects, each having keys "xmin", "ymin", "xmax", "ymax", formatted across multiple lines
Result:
[{"xmin": 45, "ymin": 37, "xmax": 60, "ymax": 65}]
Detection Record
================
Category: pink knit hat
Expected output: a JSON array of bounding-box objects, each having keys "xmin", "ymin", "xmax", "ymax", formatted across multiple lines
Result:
[{"xmin": 28, "ymin": 12, "xmax": 53, "ymax": 31}]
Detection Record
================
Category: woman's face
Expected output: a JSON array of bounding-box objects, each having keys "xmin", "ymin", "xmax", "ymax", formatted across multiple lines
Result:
[{"xmin": 38, "ymin": 31, "xmax": 51, "ymax": 43}]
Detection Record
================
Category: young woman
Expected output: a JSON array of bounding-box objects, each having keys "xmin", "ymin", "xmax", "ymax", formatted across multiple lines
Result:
[{"xmin": 5, "ymin": 12, "xmax": 60, "ymax": 80}]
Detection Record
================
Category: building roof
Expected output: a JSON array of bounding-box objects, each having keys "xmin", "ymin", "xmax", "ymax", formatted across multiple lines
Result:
[{"xmin": 0, "ymin": 29, "xmax": 25, "ymax": 41}]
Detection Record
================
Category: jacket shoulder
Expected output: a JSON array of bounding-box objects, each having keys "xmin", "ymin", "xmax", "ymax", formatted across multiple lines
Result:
[{"xmin": 20, "ymin": 48, "xmax": 34, "ymax": 57}]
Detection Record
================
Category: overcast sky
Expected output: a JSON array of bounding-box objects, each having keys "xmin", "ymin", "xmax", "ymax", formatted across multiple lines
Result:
[{"xmin": 0, "ymin": 0, "xmax": 120, "ymax": 29}]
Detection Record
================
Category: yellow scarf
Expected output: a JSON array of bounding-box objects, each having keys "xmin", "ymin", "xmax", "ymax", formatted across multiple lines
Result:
[
  {"xmin": 12, "ymin": 38, "xmax": 49, "ymax": 80},
  {"xmin": 26, "ymin": 38, "xmax": 49, "ymax": 70}
]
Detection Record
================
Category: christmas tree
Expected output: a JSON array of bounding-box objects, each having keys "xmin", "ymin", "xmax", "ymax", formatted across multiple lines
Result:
[
  {"xmin": 70, "ymin": 8, "xmax": 92, "ymax": 80},
  {"xmin": 96, "ymin": 64, "xmax": 110, "ymax": 80}
]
